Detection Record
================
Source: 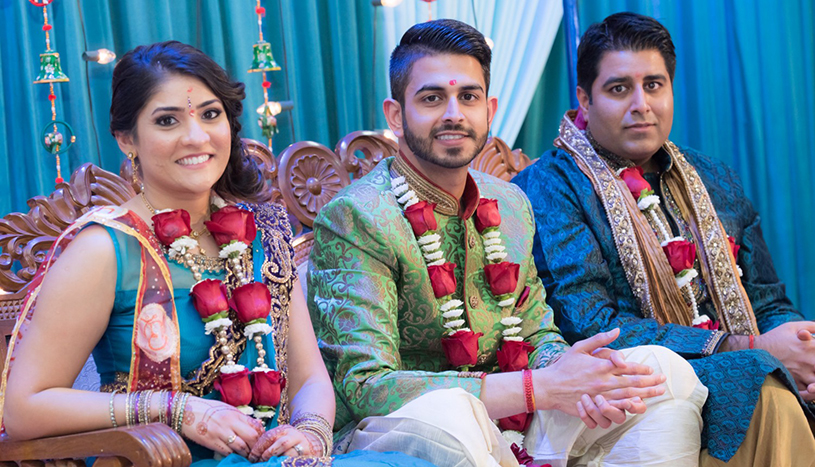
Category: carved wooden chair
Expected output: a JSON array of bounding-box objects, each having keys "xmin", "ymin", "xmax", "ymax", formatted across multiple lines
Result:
[{"xmin": 0, "ymin": 133, "xmax": 529, "ymax": 467}]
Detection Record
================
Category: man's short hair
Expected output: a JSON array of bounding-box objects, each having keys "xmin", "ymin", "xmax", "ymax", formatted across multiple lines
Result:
[
  {"xmin": 390, "ymin": 19, "xmax": 491, "ymax": 107},
  {"xmin": 577, "ymin": 12, "xmax": 676, "ymax": 99}
]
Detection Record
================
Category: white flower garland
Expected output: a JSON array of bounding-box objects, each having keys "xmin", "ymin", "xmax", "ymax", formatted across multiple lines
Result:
[
  {"xmin": 392, "ymin": 176, "xmax": 468, "ymax": 335},
  {"xmin": 619, "ymin": 164, "xmax": 733, "ymax": 326},
  {"xmin": 390, "ymin": 176, "xmax": 521, "ymax": 342},
  {"xmin": 501, "ymin": 429, "xmax": 525, "ymax": 449}
]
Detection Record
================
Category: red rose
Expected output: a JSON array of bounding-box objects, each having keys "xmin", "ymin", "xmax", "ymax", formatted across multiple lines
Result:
[
  {"xmin": 618, "ymin": 166, "xmax": 651, "ymax": 200},
  {"xmin": 516, "ymin": 286, "xmax": 531, "ymax": 309},
  {"xmin": 693, "ymin": 319, "xmax": 720, "ymax": 331},
  {"xmin": 251, "ymin": 369, "xmax": 286, "ymax": 408},
  {"xmin": 662, "ymin": 240, "xmax": 697, "ymax": 275},
  {"xmin": 496, "ymin": 340, "xmax": 534, "ymax": 373},
  {"xmin": 574, "ymin": 107, "xmax": 587, "ymax": 130},
  {"xmin": 728, "ymin": 236, "xmax": 740, "ymax": 260},
  {"xmin": 404, "ymin": 201, "xmax": 438, "ymax": 236},
  {"xmin": 214, "ymin": 368, "xmax": 252, "ymax": 407},
  {"xmin": 474, "ymin": 198, "xmax": 502, "ymax": 233},
  {"xmin": 441, "ymin": 329, "xmax": 482, "ymax": 368},
  {"xmin": 152, "ymin": 210, "xmax": 192, "ymax": 246},
  {"xmin": 499, "ymin": 412, "xmax": 532, "ymax": 433},
  {"xmin": 483, "ymin": 262, "xmax": 520, "ymax": 296},
  {"xmin": 230, "ymin": 282, "xmax": 272, "ymax": 323},
  {"xmin": 205, "ymin": 206, "xmax": 257, "ymax": 247},
  {"xmin": 189, "ymin": 279, "xmax": 230, "ymax": 320},
  {"xmin": 427, "ymin": 262, "xmax": 457, "ymax": 298},
  {"xmin": 510, "ymin": 442, "xmax": 549, "ymax": 467}
]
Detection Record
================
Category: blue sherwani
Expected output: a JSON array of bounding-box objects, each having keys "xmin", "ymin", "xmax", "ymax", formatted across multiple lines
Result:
[{"xmin": 513, "ymin": 145, "xmax": 813, "ymax": 460}]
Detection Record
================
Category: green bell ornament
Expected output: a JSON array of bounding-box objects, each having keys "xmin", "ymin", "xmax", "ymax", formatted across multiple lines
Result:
[
  {"xmin": 256, "ymin": 101, "xmax": 281, "ymax": 140},
  {"xmin": 248, "ymin": 41, "xmax": 281, "ymax": 73},
  {"xmin": 34, "ymin": 52, "xmax": 69, "ymax": 83}
]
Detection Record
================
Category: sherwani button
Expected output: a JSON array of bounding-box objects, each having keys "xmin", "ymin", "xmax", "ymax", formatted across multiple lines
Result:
[{"xmin": 469, "ymin": 296, "xmax": 479, "ymax": 308}]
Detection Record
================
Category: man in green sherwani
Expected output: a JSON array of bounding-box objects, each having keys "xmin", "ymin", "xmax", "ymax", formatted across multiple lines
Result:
[{"xmin": 308, "ymin": 19, "xmax": 707, "ymax": 467}]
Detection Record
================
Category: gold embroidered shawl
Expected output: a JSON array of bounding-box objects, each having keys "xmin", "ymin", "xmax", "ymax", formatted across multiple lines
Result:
[{"xmin": 555, "ymin": 111, "xmax": 758, "ymax": 334}]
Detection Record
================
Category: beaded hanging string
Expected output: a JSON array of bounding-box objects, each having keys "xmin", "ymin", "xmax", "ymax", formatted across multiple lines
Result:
[
  {"xmin": 248, "ymin": 0, "xmax": 288, "ymax": 146},
  {"xmin": 29, "ymin": 0, "xmax": 77, "ymax": 185}
]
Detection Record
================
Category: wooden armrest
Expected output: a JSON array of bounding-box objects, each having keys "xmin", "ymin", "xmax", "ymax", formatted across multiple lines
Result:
[{"xmin": 0, "ymin": 424, "xmax": 191, "ymax": 467}]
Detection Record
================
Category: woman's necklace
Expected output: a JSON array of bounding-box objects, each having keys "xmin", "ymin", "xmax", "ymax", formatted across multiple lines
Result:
[{"xmin": 140, "ymin": 191, "xmax": 224, "ymax": 273}]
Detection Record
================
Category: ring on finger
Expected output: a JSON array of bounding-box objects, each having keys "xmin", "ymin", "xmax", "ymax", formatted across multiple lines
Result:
[
  {"xmin": 293, "ymin": 443, "xmax": 304, "ymax": 456},
  {"xmin": 226, "ymin": 434, "xmax": 237, "ymax": 445}
]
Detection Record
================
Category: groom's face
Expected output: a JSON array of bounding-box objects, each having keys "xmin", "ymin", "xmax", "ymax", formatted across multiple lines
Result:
[{"xmin": 398, "ymin": 53, "xmax": 496, "ymax": 169}]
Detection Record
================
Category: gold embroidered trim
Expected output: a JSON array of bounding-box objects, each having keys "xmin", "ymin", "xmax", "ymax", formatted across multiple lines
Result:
[
  {"xmin": 251, "ymin": 202, "xmax": 297, "ymax": 424},
  {"xmin": 391, "ymin": 156, "xmax": 459, "ymax": 216},
  {"xmin": 556, "ymin": 114, "xmax": 656, "ymax": 319},
  {"xmin": 702, "ymin": 330, "xmax": 728, "ymax": 356},
  {"xmin": 665, "ymin": 143, "xmax": 757, "ymax": 335}
]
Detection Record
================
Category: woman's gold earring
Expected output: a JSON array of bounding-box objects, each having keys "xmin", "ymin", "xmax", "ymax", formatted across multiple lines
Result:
[{"xmin": 127, "ymin": 152, "xmax": 143, "ymax": 194}]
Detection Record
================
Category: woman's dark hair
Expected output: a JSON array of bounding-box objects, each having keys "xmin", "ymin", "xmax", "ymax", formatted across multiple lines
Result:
[
  {"xmin": 390, "ymin": 19, "xmax": 491, "ymax": 107},
  {"xmin": 577, "ymin": 12, "xmax": 676, "ymax": 102},
  {"xmin": 110, "ymin": 41, "xmax": 266, "ymax": 202}
]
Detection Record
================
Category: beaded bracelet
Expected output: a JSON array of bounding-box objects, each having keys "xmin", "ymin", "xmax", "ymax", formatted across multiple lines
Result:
[
  {"xmin": 140, "ymin": 390, "xmax": 155, "ymax": 425},
  {"xmin": 133, "ymin": 392, "xmax": 142, "ymax": 428},
  {"xmin": 125, "ymin": 392, "xmax": 135, "ymax": 428},
  {"xmin": 108, "ymin": 390, "xmax": 119, "ymax": 428},
  {"xmin": 748, "ymin": 334, "xmax": 755, "ymax": 350},
  {"xmin": 522, "ymin": 369, "xmax": 536, "ymax": 413},
  {"xmin": 166, "ymin": 390, "xmax": 176, "ymax": 425},
  {"xmin": 170, "ymin": 391, "xmax": 183, "ymax": 433},
  {"xmin": 156, "ymin": 390, "xmax": 168, "ymax": 425},
  {"xmin": 172, "ymin": 392, "xmax": 190, "ymax": 435}
]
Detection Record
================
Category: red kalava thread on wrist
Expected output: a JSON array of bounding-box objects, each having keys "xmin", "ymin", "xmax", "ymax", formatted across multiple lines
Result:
[{"xmin": 523, "ymin": 369, "xmax": 536, "ymax": 413}]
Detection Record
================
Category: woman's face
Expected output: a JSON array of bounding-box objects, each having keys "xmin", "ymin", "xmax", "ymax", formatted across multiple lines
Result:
[{"xmin": 117, "ymin": 74, "xmax": 231, "ymax": 199}]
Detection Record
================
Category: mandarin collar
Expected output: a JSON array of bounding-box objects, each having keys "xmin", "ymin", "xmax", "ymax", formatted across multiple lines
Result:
[
  {"xmin": 585, "ymin": 126, "xmax": 674, "ymax": 174},
  {"xmin": 390, "ymin": 152, "xmax": 480, "ymax": 218}
]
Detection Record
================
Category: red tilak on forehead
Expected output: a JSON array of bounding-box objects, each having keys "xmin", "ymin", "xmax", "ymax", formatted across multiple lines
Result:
[
  {"xmin": 187, "ymin": 87, "xmax": 194, "ymax": 116},
  {"xmin": 449, "ymin": 79, "xmax": 457, "ymax": 86}
]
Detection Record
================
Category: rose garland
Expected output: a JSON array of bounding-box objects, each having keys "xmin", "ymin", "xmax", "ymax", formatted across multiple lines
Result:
[
  {"xmin": 152, "ymin": 205, "xmax": 285, "ymax": 420},
  {"xmin": 617, "ymin": 167, "xmax": 742, "ymax": 330},
  {"xmin": 391, "ymin": 176, "xmax": 535, "ymax": 438}
]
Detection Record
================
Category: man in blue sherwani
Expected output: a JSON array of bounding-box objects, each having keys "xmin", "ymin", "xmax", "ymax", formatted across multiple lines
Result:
[{"xmin": 514, "ymin": 11, "xmax": 815, "ymax": 466}]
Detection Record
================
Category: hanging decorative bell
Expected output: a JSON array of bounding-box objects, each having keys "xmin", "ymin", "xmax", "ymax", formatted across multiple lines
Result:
[
  {"xmin": 248, "ymin": 41, "xmax": 281, "ymax": 73},
  {"xmin": 34, "ymin": 52, "xmax": 69, "ymax": 83}
]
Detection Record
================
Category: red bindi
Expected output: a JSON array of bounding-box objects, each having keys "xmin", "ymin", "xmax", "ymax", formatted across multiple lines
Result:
[
  {"xmin": 449, "ymin": 79, "xmax": 457, "ymax": 86},
  {"xmin": 187, "ymin": 87, "xmax": 195, "ymax": 116}
]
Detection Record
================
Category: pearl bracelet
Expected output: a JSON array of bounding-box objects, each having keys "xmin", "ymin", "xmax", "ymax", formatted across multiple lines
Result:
[{"xmin": 108, "ymin": 390, "xmax": 119, "ymax": 428}]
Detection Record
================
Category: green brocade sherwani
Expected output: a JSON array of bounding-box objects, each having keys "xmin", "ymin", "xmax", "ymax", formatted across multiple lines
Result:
[{"xmin": 308, "ymin": 155, "xmax": 569, "ymax": 430}]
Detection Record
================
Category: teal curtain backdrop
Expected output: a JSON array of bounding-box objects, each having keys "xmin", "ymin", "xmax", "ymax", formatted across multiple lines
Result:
[
  {"xmin": 3, "ymin": 0, "xmax": 815, "ymax": 319},
  {"xmin": 1, "ymin": 0, "xmax": 384, "ymax": 216},
  {"xmin": 516, "ymin": 0, "xmax": 815, "ymax": 319}
]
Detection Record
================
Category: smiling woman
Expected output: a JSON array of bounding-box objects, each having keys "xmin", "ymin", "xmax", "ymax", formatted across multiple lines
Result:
[{"xmin": 0, "ymin": 41, "xmax": 432, "ymax": 467}]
